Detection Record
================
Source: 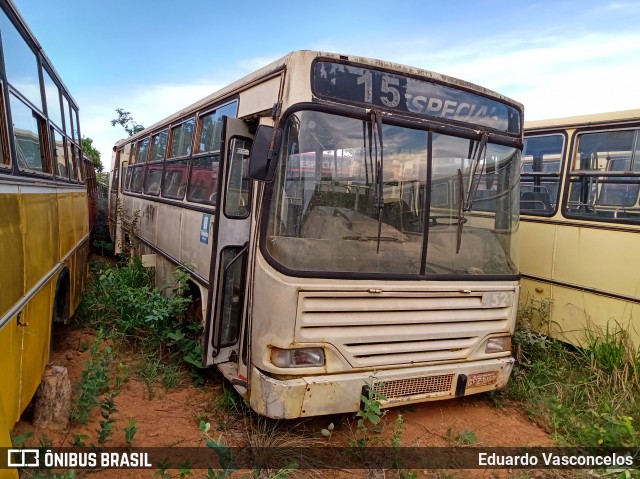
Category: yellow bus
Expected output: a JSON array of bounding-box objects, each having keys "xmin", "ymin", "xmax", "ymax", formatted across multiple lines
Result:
[
  {"xmin": 521, "ymin": 109, "xmax": 640, "ymax": 346},
  {"xmin": 0, "ymin": 0, "xmax": 89, "ymax": 474},
  {"xmin": 109, "ymin": 51, "xmax": 523, "ymax": 418}
]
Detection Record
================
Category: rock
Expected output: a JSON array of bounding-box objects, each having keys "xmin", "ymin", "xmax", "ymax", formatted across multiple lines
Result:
[
  {"xmin": 66, "ymin": 351, "xmax": 74, "ymax": 360},
  {"xmin": 33, "ymin": 365, "xmax": 71, "ymax": 430}
]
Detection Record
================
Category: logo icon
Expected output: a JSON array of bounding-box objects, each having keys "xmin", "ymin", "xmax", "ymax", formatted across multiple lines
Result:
[{"xmin": 7, "ymin": 449, "xmax": 40, "ymax": 468}]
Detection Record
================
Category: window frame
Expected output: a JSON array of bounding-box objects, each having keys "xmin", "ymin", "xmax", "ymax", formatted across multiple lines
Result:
[
  {"xmin": 10, "ymin": 89, "xmax": 51, "ymax": 176},
  {"xmin": 562, "ymin": 126, "xmax": 640, "ymax": 225},
  {"xmin": 520, "ymin": 132, "xmax": 567, "ymax": 217}
]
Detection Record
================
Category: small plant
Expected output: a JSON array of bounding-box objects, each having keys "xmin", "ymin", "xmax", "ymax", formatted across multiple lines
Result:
[
  {"xmin": 96, "ymin": 392, "xmax": 119, "ymax": 446},
  {"xmin": 11, "ymin": 430, "xmax": 33, "ymax": 446},
  {"xmin": 154, "ymin": 459, "xmax": 172, "ymax": 479},
  {"xmin": 445, "ymin": 427, "xmax": 477, "ymax": 445},
  {"xmin": 201, "ymin": 421, "xmax": 237, "ymax": 479},
  {"xmin": 350, "ymin": 385, "xmax": 387, "ymax": 448},
  {"xmin": 124, "ymin": 418, "xmax": 138, "ymax": 445},
  {"xmin": 320, "ymin": 422, "xmax": 334, "ymax": 440},
  {"xmin": 70, "ymin": 434, "xmax": 89, "ymax": 447},
  {"xmin": 582, "ymin": 407, "xmax": 637, "ymax": 447},
  {"xmin": 71, "ymin": 331, "xmax": 114, "ymax": 424}
]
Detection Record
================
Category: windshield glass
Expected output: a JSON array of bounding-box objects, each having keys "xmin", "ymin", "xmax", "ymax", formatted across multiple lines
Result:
[{"xmin": 265, "ymin": 110, "xmax": 519, "ymax": 276}]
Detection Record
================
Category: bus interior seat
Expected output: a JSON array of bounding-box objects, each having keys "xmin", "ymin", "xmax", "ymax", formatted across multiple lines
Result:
[
  {"xmin": 599, "ymin": 184, "xmax": 640, "ymax": 207},
  {"xmin": 521, "ymin": 191, "xmax": 551, "ymax": 212}
]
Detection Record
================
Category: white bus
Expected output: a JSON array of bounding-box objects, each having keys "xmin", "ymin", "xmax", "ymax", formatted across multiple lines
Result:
[
  {"xmin": 521, "ymin": 110, "xmax": 640, "ymax": 347},
  {"xmin": 109, "ymin": 51, "xmax": 523, "ymax": 418}
]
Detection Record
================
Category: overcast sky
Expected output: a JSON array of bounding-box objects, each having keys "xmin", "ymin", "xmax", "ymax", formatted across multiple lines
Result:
[{"xmin": 12, "ymin": 0, "xmax": 640, "ymax": 168}]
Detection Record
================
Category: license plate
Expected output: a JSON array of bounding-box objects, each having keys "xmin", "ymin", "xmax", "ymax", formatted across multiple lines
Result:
[{"xmin": 467, "ymin": 371, "xmax": 498, "ymax": 388}]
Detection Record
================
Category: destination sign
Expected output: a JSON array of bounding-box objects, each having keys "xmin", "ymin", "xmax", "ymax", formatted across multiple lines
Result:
[{"xmin": 313, "ymin": 61, "xmax": 521, "ymax": 135}]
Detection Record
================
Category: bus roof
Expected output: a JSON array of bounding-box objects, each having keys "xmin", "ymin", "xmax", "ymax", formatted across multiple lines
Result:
[
  {"xmin": 525, "ymin": 109, "xmax": 640, "ymax": 131},
  {"xmin": 116, "ymin": 50, "xmax": 523, "ymax": 147}
]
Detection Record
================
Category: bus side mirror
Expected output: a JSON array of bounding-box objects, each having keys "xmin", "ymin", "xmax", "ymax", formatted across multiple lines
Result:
[{"xmin": 248, "ymin": 125, "xmax": 283, "ymax": 183}]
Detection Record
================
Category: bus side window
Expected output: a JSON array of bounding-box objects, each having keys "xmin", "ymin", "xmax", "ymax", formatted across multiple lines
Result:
[
  {"xmin": 187, "ymin": 155, "xmax": 219, "ymax": 204},
  {"xmin": 224, "ymin": 138, "xmax": 252, "ymax": 218}
]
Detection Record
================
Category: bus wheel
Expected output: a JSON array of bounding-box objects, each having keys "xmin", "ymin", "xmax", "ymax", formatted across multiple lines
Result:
[{"xmin": 53, "ymin": 271, "xmax": 70, "ymax": 324}]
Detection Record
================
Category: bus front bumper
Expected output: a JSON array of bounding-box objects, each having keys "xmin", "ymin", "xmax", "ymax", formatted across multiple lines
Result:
[{"xmin": 249, "ymin": 357, "xmax": 515, "ymax": 419}]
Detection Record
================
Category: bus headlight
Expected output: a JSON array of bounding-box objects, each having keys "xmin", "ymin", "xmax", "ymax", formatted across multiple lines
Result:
[
  {"xmin": 271, "ymin": 347, "xmax": 325, "ymax": 368},
  {"xmin": 485, "ymin": 336, "xmax": 512, "ymax": 354}
]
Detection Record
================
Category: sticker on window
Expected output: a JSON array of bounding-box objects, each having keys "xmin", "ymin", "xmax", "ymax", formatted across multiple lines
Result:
[{"xmin": 200, "ymin": 214, "xmax": 211, "ymax": 244}]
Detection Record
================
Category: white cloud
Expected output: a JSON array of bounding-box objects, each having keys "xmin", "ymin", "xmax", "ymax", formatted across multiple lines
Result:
[
  {"xmin": 390, "ymin": 31, "xmax": 640, "ymax": 121},
  {"xmin": 78, "ymin": 82, "xmax": 224, "ymax": 170}
]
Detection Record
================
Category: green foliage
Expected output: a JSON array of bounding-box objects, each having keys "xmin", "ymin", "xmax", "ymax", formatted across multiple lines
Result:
[
  {"xmin": 582, "ymin": 407, "xmax": 636, "ymax": 447},
  {"xmin": 11, "ymin": 430, "xmax": 33, "ymax": 446},
  {"xmin": 81, "ymin": 136, "xmax": 103, "ymax": 172},
  {"xmin": 71, "ymin": 331, "xmax": 114, "ymax": 424},
  {"xmin": 124, "ymin": 418, "xmax": 138, "ymax": 444},
  {"xmin": 445, "ymin": 427, "xmax": 478, "ymax": 445},
  {"xmin": 96, "ymin": 392, "xmax": 119, "ymax": 446},
  {"xmin": 350, "ymin": 386, "xmax": 387, "ymax": 448},
  {"xmin": 77, "ymin": 258, "xmax": 201, "ymax": 388},
  {"xmin": 504, "ymin": 299, "xmax": 640, "ymax": 448},
  {"xmin": 581, "ymin": 322, "xmax": 640, "ymax": 378},
  {"xmin": 70, "ymin": 434, "xmax": 89, "ymax": 447},
  {"xmin": 111, "ymin": 107, "xmax": 144, "ymax": 137}
]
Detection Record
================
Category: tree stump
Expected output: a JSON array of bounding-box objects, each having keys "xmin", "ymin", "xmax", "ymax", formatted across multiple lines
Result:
[{"xmin": 33, "ymin": 365, "xmax": 71, "ymax": 430}]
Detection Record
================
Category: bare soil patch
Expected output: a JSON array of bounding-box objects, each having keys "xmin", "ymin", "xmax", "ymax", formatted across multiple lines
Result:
[{"xmin": 12, "ymin": 326, "xmax": 561, "ymax": 478}]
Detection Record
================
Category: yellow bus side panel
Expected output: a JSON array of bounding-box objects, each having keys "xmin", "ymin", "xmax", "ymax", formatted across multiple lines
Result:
[
  {"xmin": 0, "ymin": 194, "xmax": 24, "ymax": 317},
  {"xmin": 71, "ymin": 192, "xmax": 89, "ymax": 312},
  {"xmin": 521, "ymin": 278, "xmax": 640, "ymax": 346},
  {"xmin": 555, "ymin": 225, "xmax": 640, "ymax": 301},
  {"xmin": 0, "ymin": 391, "xmax": 19, "ymax": 479},
  {"xmin": 0, "ymin": 318, "xmax": 21, "ymax": 427},
  {"xmin": 21, "ymin": 193, "xmax": 57, "ymax": 292},
  {"xmin": 521, "ymin": 221, "xmax": 640, "ymax": 346},
  {"xmin": 520, "ymin": 221, "xmax": 555, "ymax": 279},
  {"xmin": 57, "ymin": 192, "xmax": 74, "ymax": 260},
  {"xmin": 20, "ymin": 283, "xmax": 54, "ymax": 412}
]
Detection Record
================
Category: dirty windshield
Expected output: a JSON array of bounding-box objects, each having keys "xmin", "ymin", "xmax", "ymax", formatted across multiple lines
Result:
[{"xmin": 265, "ymin": 110, "xmax": 519, "ymax": 276}]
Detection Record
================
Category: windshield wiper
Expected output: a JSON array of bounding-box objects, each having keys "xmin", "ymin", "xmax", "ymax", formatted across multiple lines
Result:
[
  {"xmin": 456, "ymin": 131, "xmax": 488, "ymax": 253},
  {"xmin": 367, "ymin": 109, "xmax": 385, "ymax": 253}
]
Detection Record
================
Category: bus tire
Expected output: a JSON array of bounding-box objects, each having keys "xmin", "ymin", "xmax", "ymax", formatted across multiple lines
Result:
[{"xmin": 53, "ymin": 270, "xmax": 70, "ymax": 324}]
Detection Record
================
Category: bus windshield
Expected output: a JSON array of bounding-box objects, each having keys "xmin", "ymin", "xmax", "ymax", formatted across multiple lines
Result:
[{"xmin": 266, "ymin": 110, "xmax": 520, "ymax": 276}]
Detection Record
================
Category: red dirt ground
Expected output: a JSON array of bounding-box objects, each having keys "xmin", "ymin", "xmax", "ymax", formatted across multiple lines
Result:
[{"xmin": 12, "ymin": 326, "xmax": 567, "ymax": 479}]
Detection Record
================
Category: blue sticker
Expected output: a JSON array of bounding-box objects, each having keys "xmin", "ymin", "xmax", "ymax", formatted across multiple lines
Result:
[{"xmin": 200, "ymin": 214, "xmax": 211, "ymax": 244}]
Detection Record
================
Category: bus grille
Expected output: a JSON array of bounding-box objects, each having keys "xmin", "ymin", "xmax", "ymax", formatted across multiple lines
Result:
[
  {"xmin": 296, "ymin": 291, "xmax": 512, "ymax": 368},
  {"xmin": 372, "ymin": 374, "xmax": 454, "ymax": 400}
]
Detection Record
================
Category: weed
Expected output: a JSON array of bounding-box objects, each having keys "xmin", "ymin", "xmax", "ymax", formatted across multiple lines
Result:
[
  {"xmin": 11, "ymin": 430, "xmax": 33, "ymax": 446},
  {"xmin": 504, "ymin": 299, "xmax": 640, "ymax": 448},
  {"xmin": 124, "ymin": 418, "xmax": 138, "ymax": 445},
  {"xmin": 77, "ymin": 257, "xmax": 201, "ymax": 389},
  {"xmin": 320, "ymin": 422, "xmax": 335, "ymax": 440},
  {"xmin": 154, "ymin": 459, "xmax": 172, "ymax": 478},
  {"xmin": 96, "ymin": 392, "xmax": 119, "ymax": 446},
  {"xmin": 350, "ymin": 385, "xmax": 387, "ymax": 448},
  {"xmin": 70, "ymin": 434, "xmax": 89, "ymax": 447},
  {"xmin": 71, "ymin": 331, "xmax": 114, "ymax": 424}
]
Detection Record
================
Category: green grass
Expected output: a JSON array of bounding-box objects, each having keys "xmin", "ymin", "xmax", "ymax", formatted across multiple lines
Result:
[
  {"xmin": 502, "ymin": 299, "xmax": 640, "ymax": 447},
  {"xmin": 76, "ymin": 257, "xmax": 204, "ymax": 388}
]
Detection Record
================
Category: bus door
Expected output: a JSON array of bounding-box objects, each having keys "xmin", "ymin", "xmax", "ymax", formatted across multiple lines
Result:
[{"xmin": 205, "ymin": 117, "xmax": 254, "ymax": 387}]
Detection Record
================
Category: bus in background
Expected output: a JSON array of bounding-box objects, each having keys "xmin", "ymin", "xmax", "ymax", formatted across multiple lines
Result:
[
  {"xmin": 84, "ymin": 154, "xmax": 99, "ymax": 236},
  {"xmin": 0, "ymin": 0, "xmax": 89, "ymax": 472},
  {"xmin": 520, "ymin": 109, "xmax": 640, "ymax": 347},
  {"xmin": 109, "ymin": 51, "xmax": 523, "ymax": 418}
]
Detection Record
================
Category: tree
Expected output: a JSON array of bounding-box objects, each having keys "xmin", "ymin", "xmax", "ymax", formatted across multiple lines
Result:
[
  {"xmin": 111, "ymin": 108, "xmax": 144, "ymax": 137},
  {"xmin": 81, "ymin": 136, "xmax": 103, "ymax": 172}
]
